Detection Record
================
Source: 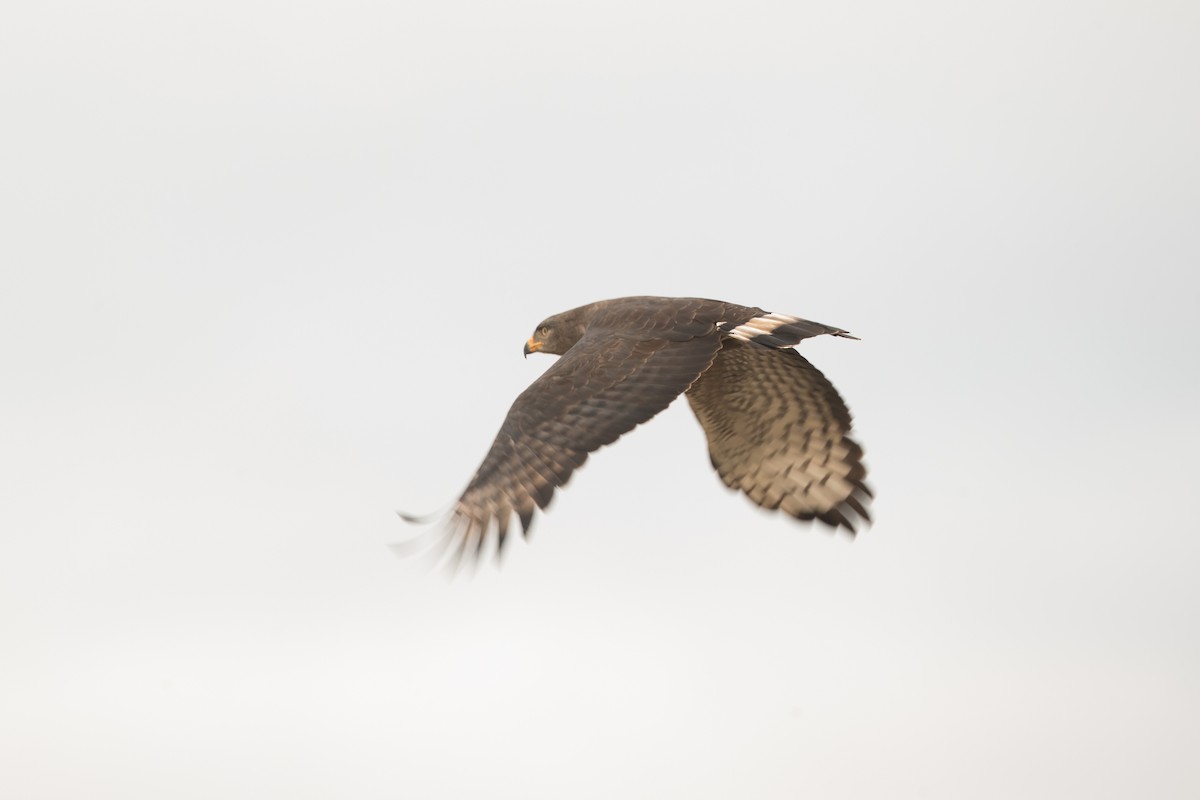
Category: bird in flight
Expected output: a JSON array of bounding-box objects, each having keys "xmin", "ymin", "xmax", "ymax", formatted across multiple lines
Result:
[{"xmin": 401, "ymin": 296, "xmax": 870, "ymax": 565}]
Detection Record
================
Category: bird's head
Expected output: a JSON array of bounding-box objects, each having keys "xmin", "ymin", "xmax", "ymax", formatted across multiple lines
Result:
[{"xmin": 524, "ymin": 307, "xmax": 590, "ymax": 357}]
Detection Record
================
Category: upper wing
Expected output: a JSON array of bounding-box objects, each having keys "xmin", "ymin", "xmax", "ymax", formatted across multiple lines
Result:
[
  {"xmin": 684, "ymin": 341, "xmax": 871, "ymax": 531},
  {"xmin": 437, "ymin": 331, "xmax": 723, "ymax": 564}
]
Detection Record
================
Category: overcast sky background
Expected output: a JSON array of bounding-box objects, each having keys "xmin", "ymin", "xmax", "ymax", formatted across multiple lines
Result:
[{"xmin": 3, "ymin": 2, "xmax": 1198, "ymax": 798}]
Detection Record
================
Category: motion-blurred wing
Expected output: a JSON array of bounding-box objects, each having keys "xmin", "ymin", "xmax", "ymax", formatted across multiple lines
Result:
[{"xmin": 441, "ymin": 332, "xmax": 723, "ymax": 563}]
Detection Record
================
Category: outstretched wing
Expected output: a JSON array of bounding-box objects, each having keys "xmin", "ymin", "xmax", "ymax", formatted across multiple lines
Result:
[
  {"xmin": 684, "ymin": 341, "xmax": 871, "ymax": 531},
  {"xmin": 438, "ymin": 331, "xmax": 723, "ymax": 563}
]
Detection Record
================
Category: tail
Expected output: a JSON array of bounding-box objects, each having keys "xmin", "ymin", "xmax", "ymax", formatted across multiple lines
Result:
[{"xmin": 719, "ymin": 312, "xmax": 859, "ymax": 348}]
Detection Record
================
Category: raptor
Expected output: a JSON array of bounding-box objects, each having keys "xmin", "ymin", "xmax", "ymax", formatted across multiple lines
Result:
[{"xmin": 403, "ymin": 296, "xmax": 871, "ymax": 563}]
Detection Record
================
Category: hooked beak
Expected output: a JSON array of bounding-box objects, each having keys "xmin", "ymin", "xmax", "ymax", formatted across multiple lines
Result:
[{"xmin": 524, "ymin": 337, "xmax": 543, "ymax": 358}]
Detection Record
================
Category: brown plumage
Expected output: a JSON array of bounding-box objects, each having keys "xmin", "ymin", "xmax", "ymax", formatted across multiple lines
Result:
[{"xmin": 402, "ymin": 296, "xmax": 870, "ymax": 565}]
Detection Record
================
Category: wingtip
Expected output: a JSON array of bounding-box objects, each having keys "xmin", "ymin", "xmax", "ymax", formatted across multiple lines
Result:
[
  {"xmin": 387, "ymin": 540, "xmax": 424, "ymax": 558},
  {"xmin": 396, "ymin": 509, "xmax": 439, "ymax": 525}
]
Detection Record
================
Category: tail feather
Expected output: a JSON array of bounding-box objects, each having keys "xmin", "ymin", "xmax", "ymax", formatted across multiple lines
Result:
[{"xmin": 719, "ymin": 312, "xmax": 858, "ymax": 348}]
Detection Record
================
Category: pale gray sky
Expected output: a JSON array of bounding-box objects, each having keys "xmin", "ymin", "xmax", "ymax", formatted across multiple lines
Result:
[{"xmin": 3, "ymin": 2, "xmax": 1198, "ymax": 798}]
